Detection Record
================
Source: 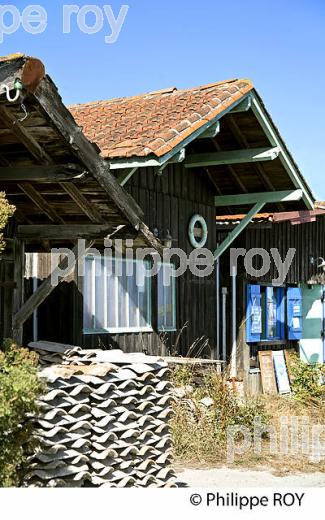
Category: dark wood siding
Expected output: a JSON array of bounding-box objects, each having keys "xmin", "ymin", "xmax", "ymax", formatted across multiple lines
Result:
[{"xmin": 17, "ymin": 164, "xmax": 218, "ymax": 357}]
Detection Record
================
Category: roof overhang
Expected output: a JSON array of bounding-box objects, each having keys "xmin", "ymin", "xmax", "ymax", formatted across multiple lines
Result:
[{"xmin": 108, "ymin": 91, "xmax": 315, "ymax": 213}]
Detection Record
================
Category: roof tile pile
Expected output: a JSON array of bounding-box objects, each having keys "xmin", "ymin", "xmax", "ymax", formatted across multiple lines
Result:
[{"xmin": 25, "ymin": 342, "xmax": 176, "ymax": 488}]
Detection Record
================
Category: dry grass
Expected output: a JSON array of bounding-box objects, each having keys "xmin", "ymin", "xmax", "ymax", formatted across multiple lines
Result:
[{"xmin": 170, "ymin": 367, "xmax": 325, "ymax": 476}]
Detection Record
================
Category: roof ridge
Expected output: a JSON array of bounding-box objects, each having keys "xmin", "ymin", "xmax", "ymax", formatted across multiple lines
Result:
[{"xmin": 68, "ymin": 78, "xmax": 251, "ymax": 110}]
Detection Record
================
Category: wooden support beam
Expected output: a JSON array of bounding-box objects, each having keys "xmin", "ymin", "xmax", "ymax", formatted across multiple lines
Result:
[
  {"xmin": 18, "ymin": 182, "xmax": 64, "ymax": 223},
  {"xmin": 185, "ymin": 147, "xmax": 280, "ymax": 168},
  {"xmin": 12, "ymin": 239, "xmax": 25, "ymax": 344},
  {"xmin": 215, "ymin": 189, "xmax": 303, "ymax": 207},
  {"xmin": 198, "ymin": 121, "xmax": 220, "ymax": 139},
  {"xmin": 17, "ymin": 224, "xmax": 123, "ymax": 240},
  {"xmin": 250, "ymin": 93, "xmax": 314, "ymax": 209},
  {"xmin": 59, "ymin": 183, "xmax": 104, "ymax": 223},
  {"xmin": 214, "ymin": 202, "xmax": 265, "ymax": 259},
  {"xmin": 0, "ymin": 105, "xmax": 52, "ymax": 165},
  {"xmin": 0, "ymin": 164, "xmax": 85, "ymax": 182},
  {"xmin": 34, "ymin": 80, "xmax": 144, "ymax": 229},
  {"xmin": 13, "ymin": 240, "xmax": 94, "ymax": 330},
  {"xmin": 230, "ymin": 95, "xmax": 252, "ymax": 113},
  {"xmin": 210, "ymin": 138, "xmax": 248, "ymax": 194},
  {"xmin": 117, "ymin": 167, "xmax": 138, "ymax": 187}
]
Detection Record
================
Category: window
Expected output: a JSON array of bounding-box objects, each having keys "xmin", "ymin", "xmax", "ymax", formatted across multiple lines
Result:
[
  {"xmin": 157, "ymin": 263, "xmax": 176, "ymax": 331},
  {"xmin": 246, "ymin": 284, "xmax": 285, "ymax": 342},
  {"xmin": 83, "ymin": 256, "xmax": 152, "ymax": 334}
]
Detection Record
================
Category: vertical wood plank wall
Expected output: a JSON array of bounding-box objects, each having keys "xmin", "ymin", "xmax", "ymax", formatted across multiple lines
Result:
[{"xmin": 19, "ymin": 164, "xmax": 218, "ymax": 356}]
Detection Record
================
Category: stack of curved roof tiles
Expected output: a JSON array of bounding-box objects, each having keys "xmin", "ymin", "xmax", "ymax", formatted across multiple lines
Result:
[{"xmin": 26, "ymin": 342, "xmax": 176, "ymax": 488}]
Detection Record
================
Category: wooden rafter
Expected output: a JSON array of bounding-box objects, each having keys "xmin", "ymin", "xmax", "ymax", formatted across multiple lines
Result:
[
  {"xmin": 34, "ymin": 79, "xmax": 144, "ymax": 229},
  {"xmin": 0, "ymin": 164, "xmax": 85, "ymax": 182},
  {"xmin": 210, "ymin": 139, "xmax": 248, "ymax": 193},
  {"xmin": 215, "ymin": 189, "xmax": 303, "ymax": 207},
  {"xmin": 185, "ymin": 147, "xmax": 280, "ymax": 168},
  {"xmin": 18, "ymin": 182, "xmax": 64, "ymax": 224},
  {"xmin": 226, "ymin": 114, "xmax": 286, "ymax": 211},
  {"xmin": 17, "ymin": 224, "xmax": 124, "ymax": 240},
  {"xmin": 60, "ymin": 183, "xmax": 104, "ymax": 223},
  {"xmin": 0, "ymin": 105, "xmax": 52, "ymax": 165}
]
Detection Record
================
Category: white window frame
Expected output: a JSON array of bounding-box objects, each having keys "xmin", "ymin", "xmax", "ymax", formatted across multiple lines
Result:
[
  {"xmin": 157, "ymin": 263, "xmax": 177, "ymax": 332},
  {"xmin": 83, "ymin": 256, "xmax": 152, "ymax": 334}
]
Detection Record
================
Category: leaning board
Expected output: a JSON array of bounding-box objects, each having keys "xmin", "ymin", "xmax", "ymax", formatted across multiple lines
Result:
[{"xmin": 258, "ymin": 350, "xmax": 278, "ymax": 395}]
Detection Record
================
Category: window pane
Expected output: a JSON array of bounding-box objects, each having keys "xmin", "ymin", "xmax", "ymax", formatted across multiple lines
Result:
[
  {"xmin": 94, "ymin": 258, "xmax": 105, "ymax": 330},
  {"xmin": 158, "ymin": 264, "xmax": 176, "ymax": 331},
  {"xmin": 106, "ymin": 257, "xmax": 116, "ymax": 329},
  {"xmin": 83, "ymin": 258, "xmax": 94, "ymax": 329},
  {"xmin": 138, "ymin": 262, "xmax": 149, "ymax": 327},
  {"xmin": 84, "ymin": 257, "xmax": 151, "ymax": 333},
  {"xmin": 128, "ymin": 265, "xmax": 138, "ymax": 328},
  {"xmin": 117, "ymin": 259, "xmax": 127, "ymax": 329}
]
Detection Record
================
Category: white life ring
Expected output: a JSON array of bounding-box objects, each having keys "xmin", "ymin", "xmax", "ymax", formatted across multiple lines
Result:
[{"xmin": 188, "ymin": 214, "xmax": 208, "ymax": 248}]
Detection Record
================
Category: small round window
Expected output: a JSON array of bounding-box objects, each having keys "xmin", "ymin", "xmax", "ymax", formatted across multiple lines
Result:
[{"xmin": 188, "ymin": 214, "xmax": 208, "ymax": 249}]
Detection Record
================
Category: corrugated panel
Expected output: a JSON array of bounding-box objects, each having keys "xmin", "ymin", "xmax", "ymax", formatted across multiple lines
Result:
[{"xmin": 25, "ymin": 342, "xmax": 176, "ymax": 488}]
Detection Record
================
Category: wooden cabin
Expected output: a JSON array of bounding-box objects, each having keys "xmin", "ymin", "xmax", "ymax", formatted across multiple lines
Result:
[
  {"xmin": 0, "ymin": 53, "xmax": 316, "ymax": 362},
  {"xmin": 216, "ymin": 207, "xmax": 325, "ymax": 393}
]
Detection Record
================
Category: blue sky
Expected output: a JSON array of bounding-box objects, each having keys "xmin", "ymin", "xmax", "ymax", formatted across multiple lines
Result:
[{"xmin": 1, "ymin": 0, "xmax": 325, "ymax": 198}]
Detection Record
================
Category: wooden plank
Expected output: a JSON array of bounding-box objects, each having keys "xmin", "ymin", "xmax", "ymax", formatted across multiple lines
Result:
[
  {"xmin": 258, "ymin": 350, "xmax": 278, "ymax": 395},
  {"xmin": 12, "ymin": 239, "xmax": 25, "ymax": 344},
  {"xmin": 251, "ymin": 93, "xmax": 314, "ymax": 209},
  {"xmin": 214, "ymin": 202, "xmax": 265, "ymax": 259},
  {"xmin": 17, "ymin": 224, "xmax": 123, "ymax": 240},
  {"xmin": 185, "ymin": 147, "xmax": 280, "ymax": 168},
  {"xmin": 214, "ymin": 189, "xmax": 303, "ymax": 207},
  {"xmin": 18, "ymin": 182, "xmax": 65, "ymax": 223},
  {"xmin": 34, "ymin": 79, "xmax": 144, "ymax": 229},
  {"xmin": 0, "ymin": 164, "xmax": 85, "ymax": 182},
  {"xmin": 0, "ymin": 105, "xmax": 52, "ymax": 165},
  {"xmin": 13, "ymin": 240, "xmax": 94, "ymax": 329},
  {"xmin": 60, "ymin": 183, "xmax": 104, "ymax": 223},
  {"xmin": 226, "ymin": 114, "xmax": 286, "ymax": 211}
]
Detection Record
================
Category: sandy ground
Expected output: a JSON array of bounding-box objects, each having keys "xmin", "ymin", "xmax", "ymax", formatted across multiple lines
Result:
[{"xmin": 177, "ymin": 467, "xmax": 325, "ymax": 487}]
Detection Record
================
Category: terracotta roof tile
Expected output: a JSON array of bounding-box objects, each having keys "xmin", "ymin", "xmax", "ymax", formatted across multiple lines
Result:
[{"xmin": 69, "ymin": 79, "xmax": 253, "ymax": 160}]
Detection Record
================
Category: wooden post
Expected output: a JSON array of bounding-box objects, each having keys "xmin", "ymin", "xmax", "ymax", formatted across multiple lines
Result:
[{"xmin": 12, "ymin": 239, "xmax": 25, "ymax": 344}]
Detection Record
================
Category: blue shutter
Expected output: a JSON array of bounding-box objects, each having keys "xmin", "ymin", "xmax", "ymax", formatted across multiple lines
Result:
[
  {"xmin": 287, "ymin": 287, "xmax": 303, "ymax": 340},
  {"xmin": 246, "ymin": 284, "xmax": 262, "ymax": 342}
]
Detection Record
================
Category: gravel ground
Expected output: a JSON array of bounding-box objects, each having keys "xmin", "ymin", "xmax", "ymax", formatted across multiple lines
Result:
[{"xmin": 177, "ymin": 467, "xmax": 325, "ymax": 487}]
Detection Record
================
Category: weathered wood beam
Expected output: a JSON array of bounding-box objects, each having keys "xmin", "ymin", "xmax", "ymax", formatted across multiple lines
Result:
[
  {"xmin": 59, "ymin": 183, "xmax": 104, "ymax": 223},
  {"xmin": 0, "ymin": 164, "xmax": 85, "ymax": 182},
  {"xmin": 0, "ymin": 105, "xmax": 52, "ymax": 165},
  {"xmin": 18, "ymin": 182, "xmax": 64, "ymax": 223},
  {"xmin": 185, "ymin": 147, "xmax": 280, "ymax": 168},
  {"xmin": 17, "ymin": 224, "xmax": 122, "ymax": 240},
  {"xmin": 34, "ymin": 79, "xmax": 144, "ymax": 229},
  {"xmin": 12, "ymin": 239, "xmax": 25, "ymax": 344},
  {"xmin": 215, "ymin": 189, "xmax": 303, "ymax": 207},
  {"xmin": 13, "ymin": 241, "xmax": 94, "ymax": 330}
]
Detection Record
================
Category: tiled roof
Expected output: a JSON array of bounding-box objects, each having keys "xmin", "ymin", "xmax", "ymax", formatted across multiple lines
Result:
[
  {"xmin": 69, "ymin": 79, "xmax": 253, "ymax": 160},
  {"xmin": 216, "ymin": 213, "xmax": 274, "ymax": 223},
  {"xmin": 216, "ymin": 203, "xmax": 325, "ymax": 224}
]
